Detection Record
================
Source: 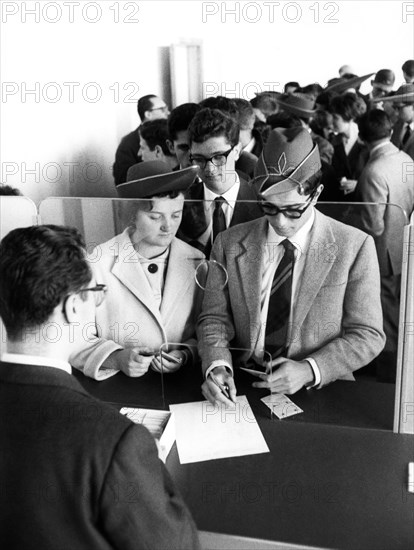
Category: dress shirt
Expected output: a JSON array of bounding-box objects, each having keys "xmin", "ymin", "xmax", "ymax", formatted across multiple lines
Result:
[
  {"xmin": 206, "ymin": 207, "xmax": 321, "ymax": 388},
  {"xmin": 243, "ymin": 136, "xmax": 257, "ymax": 154},
  {"xmin": 1, "ymin": 352, "xmax": 72, "ymax": 374},
  {"xmin": 198, "ymin": 177, "xmax": 241, "ymax": 246}
]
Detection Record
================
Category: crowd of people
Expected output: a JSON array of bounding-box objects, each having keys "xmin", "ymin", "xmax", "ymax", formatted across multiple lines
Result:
[{"xmin": 1, "ymin": 60, "xmax": 413, "ymax": 548}]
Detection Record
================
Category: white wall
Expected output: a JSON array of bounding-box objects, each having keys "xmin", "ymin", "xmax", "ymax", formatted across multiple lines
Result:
[{"xmin": 1, "ymin": 0, "xmax": 412, "ymax": 205}]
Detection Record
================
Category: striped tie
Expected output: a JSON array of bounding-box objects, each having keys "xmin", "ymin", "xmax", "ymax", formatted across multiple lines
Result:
[{"xmin": 265, "ymin": 239, "xmax": 295, "ymax": 359}]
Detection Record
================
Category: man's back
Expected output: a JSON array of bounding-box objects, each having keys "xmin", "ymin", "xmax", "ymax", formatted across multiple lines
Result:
[
  {"xmin": 0, "ymin": 361, "xmax": 199, "ymax": 550},
  {"xmin": 113, "ymin": 127, "xmax": 141, "ymax": 186}
]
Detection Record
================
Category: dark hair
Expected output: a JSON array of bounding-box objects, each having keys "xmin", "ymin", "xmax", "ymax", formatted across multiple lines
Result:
[
  {"xmin": 168, "ymin": 103, "xmax": 201, "ymax": 140},
  {"xmin": 315, "ymin": 91, "xmax": 335, "ymax": 111},
  {"xmin": 358, "ymin": 109, "xmax": 392, "ymax": 143},
  {"xmin": 188, "ymin": 108, "xmax": 240, "ymax": 146},
  {"xmin": 0, "ymin": 184, "xmax": 22, "ymax": 196},
  {"xmin": 267, "ymin": 112, "xmax": 302, "ymax": 129},
  {"xmin": 250, "ymin": 93, "xmax": 278, "ymax": 116},
  {"xmin": 139, "ymin": 119, "xmax": 172, "ymax": 156},
  {"xmin": 233, "ymin": 98, "xmax": 255, "ymax": 129},
  {"xmin": 310, "ymin": 110, "xmax": 334, "ymax": 137},
  {"xmin": 137, "ymin": 94, "xmax": 157, "ymax": 121},
  {"xmin": 298, "ymin": 83, "xmax": 323, "ymax": 100},
  {"xmin": 402, "ymin": 60, "xmax": 414, "ymax": 78},
  {"xmin": 302, "ymin": 169, "xmax": 323, "ymax": 195},
  {"xmin": 0, "ymin": 225, "xmax": 91, "ymax": 340},
  {"xmin": 329, "ymin": 93, "xmax": 366, "ymax": 122},
  {"xmin": 199, "ymin": 96, "xmax": 238, "ymax": 118},
  {"xmin": 284, "ymin": 81, "xmax": 300, "ymax": 93}
]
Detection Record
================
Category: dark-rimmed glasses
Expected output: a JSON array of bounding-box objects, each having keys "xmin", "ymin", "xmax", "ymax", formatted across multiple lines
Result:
[
  {"xmin": 189, "ymin": 146, "xmax": 235, "ymax": 169},
  {"xmin": 79, "ymin": 284, "xmax": 107, "ymax": 306},
  {"xmin": 258, "ymin": 188, "xmax": 318, "ymax": 219}
]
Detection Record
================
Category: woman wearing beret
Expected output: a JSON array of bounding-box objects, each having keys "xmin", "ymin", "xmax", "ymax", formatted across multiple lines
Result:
[{"xmin": 72, "ymin": 161, "xmax": 205, "ymax": 380}]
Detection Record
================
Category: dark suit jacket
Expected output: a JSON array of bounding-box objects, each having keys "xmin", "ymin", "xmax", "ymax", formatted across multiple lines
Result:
[
  {"xmin": 391, "ymin": 120, "xmax": 414, "ymax": 161},
  {"xmin": 330, "ymin": 135, "xmax": 369, "ymax": 201},
  {"xmin": 0, "ymin": 362, "xmax": 200, "ymax": 550},
  {"xmin": 177, "ymin": 176, "xmax": 263, "ymax": 256},
  {"xmin": 113, "ymin": 127, "xmax": 141, "ymax": 186}
]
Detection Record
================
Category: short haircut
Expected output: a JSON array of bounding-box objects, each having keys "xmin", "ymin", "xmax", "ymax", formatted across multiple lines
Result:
[
  {"xmin": 250, "ymin": 93, "xmax": 278, "ymax": 114},
  {"xmin": 0, "ymin": 184, "xmax": 22, "ymax": 196},
  {"xmin": 402, "ymin": 60, "xmax": 414, "ymax": 78},
  {"xmin": 329, "ymin": 93, "xmax": 366, "ymax": 122},
  {"xmin": 298, "ymin": 83, "xmax": 323, "ymax": 100},
  {"xmin": 267, "ymin": 112, "xmax": 302, "ymax": 129},
  {"xmin": 139, "ymin": 119, "xmax": 172, "ymax": 156},
  {"xmin": 168, "ymin": 103, "xmax": 201, "ymax": 140},
  {"xmin": 199, "ymin": 96, "xmax": 238, "ymax": 118},
  {"xmin": 358, "ymin": 109, "xmax": 392, "ymax": 143},
  {"xmin": 302, "ymin": 169, "xmax": 323, "ymax": 196},
  {"xmin": 310, "ymin": 110, "xmax": 334, "ymax": 137},
  {"xmin": 284, "ymin": 81, "xmax": 300, "ymax": 93},
  {"xmin": 188, "ymin": 108, "xmax": 240, "ymax": 146},
  {"xmin": 233, "ymin": 98, "xmax": 255, "ymax": 129},
  {"xmin": 137, "ymin": 94, "xmax": 157, "ymax": 121},
  {"xmin": 0, "ymin": 225, "xmax": 91, "ymax": 340}
]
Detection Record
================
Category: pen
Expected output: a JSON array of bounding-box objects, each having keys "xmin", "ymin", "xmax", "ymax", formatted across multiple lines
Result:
[
  {"xmin": 210, "ymin": 373, "xmax": 230, "ymax": 399},
  {"xmin": 160, "ymin": 350, "xmax": 182, "ymax": 364}
]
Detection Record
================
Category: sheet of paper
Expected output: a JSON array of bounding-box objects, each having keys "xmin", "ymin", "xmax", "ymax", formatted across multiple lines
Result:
[
  {"xmin": 120, "ymin": 407, "xmax": 170, "ymax": 440},
  {"xmin": 169, "ymin": 395, "xmax": 269, "ymax": 464},
  {"xmin": 261, "ymin": 394, "xmax": 303, "ymax": 419}
]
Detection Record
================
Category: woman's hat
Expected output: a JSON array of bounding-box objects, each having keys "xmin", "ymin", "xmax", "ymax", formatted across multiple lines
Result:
[
  {"xmin": 117, "ymin": 161, "xmax": 199, "ymax": 198},
  {"xmin": 374, "ymin": 83, "xmax": 414, "ymax": 106},
  {"xmin": 253, "ymin": 127, "xmax": 321, "ymax": 197},
  {"xmin": 325, "ymin": 72, "xmax": 374, "ymax": 94}
]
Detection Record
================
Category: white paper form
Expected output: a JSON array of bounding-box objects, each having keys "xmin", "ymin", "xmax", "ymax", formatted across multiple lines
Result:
[{"xmin": 169, "ymin": 395, "xmax": 269, "ymax": 464}]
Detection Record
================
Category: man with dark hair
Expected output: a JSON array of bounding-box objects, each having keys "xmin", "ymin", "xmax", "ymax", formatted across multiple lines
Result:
[
  {"xmin": 250, "ymin": 92, "xmax": 279, "ymax": 122},
  {"xmin": 0, "ymin": 225, "xmax": 200, "ymax": 549},
  {"xmin": 402, "ymin": 60, "xmax": 414, "ymax": 84},
  {"xmin": 113, "ymin": 94, "xmax": 170, "ymax": 186},
  {"xmin": 284, "ymin": 81, "xmax": 300, "ymax": 94},
  {"xmin": 233, "ymin": 98, "xmax": 264, "ymax": 159},
  {"xmin": 167, "ymin": 102, "xmax": 201, "ymax": 168},
  {"xmin": 356, "ymin": 109, "xmax": 414, "ymax": 381},
  {"xmin": 198, "ymin": 128, "xmax": 385, "ymax": 406},
  {"xmin": 389, "ymin": 83, "xmax": 414, "ymax": 160},
  {"xmin": 134, "ymin": 119, "xmax": 177, "ymax": 171},
  {"xmin": 178, "ymin": 107, "xmax": 262, "ymax": 256}
]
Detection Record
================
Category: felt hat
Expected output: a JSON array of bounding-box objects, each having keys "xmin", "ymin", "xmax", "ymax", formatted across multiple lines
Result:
[
  {"xmin": 253, "ymin": 127, "xmax": 321, "ymax": 197},
  {"xmin": 117, "ymin": 161, "xmax": 199, "ymax": 198},
  {"xmin": 275, "ymin": 93, "xmax": 316, "ymax": 117},
  {"xmin": 325, "ymin": 72, "xmax": 374, "ymax": 94},
  {"xmin": 375, "ymin": 83, "xmax": 414, "ymax": 106},
  {"xmin": 371, "ymin": 69, "xmax": 395, "ymax": 92}
]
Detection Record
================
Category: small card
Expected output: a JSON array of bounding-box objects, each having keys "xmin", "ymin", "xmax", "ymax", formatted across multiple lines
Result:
[{"xmin": 261, "ymin": 393, "xmax": 303, "ymax": 419}]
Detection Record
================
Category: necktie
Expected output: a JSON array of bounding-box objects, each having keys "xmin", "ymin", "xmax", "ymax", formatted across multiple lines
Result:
[
  {"xmin": 402, "ymin": 124, "xmax": 412, "ymax": 147},
  {"xmin": 265, "ymin": 240, "xmax": 295, "ymax": 360},
  {"xmin": 212, "ymin": 196, "xmax": 227, "ymax": 243}
]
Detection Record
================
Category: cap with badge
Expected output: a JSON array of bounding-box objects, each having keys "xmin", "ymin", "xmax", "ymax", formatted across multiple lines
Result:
[
  {"xmin": 117, "ymin": 160, "xmax": 199, "ymax": 198},
  {"xmin": 374, "ymin": 83, "xmax": 414, "ymax": 106},
  {"xmin": 253, "ymin": 127, "xmax": 321, "ymax": 197}
]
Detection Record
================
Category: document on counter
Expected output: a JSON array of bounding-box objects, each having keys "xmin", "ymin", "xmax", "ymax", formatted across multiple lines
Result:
[{"xmin": 169, "ymin": 395, "xmax": 269, "ymax": 464}]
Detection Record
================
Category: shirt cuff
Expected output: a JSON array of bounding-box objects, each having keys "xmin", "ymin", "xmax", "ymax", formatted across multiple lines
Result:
[
  {"xmin": 305, "ymin": 357, "xmax": 321, "ymax": 389},
  {"xmin": 205, "ymin": 360, "xmax": 233, "ymax": 380}
]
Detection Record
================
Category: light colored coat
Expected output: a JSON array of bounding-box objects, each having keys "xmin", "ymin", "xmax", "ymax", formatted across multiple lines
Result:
[
  {"xmin": 72, "ymin": 230, "xmax": 205, "ymax": 379},
  {"xmin": 197, "ymin": 211, "xmax": 385, "ymax": 387},
  {"xmin": 356, "ymin": 141, "xmax": 414, "ymax": 276}
]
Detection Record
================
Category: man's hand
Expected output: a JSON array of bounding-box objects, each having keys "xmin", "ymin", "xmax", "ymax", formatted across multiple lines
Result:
[
  {"xmin": 117, "ymin": 347, "xmax": 154, "ymax": 377},
  {"xmin": 252, "ymin": 358, "xmax": 314, "ymax": 394},
  {"xmin": 151, "ymin": 350, "xmax": 187, "ymax": 373},
  {"xmin": 201, "ymin": 365, "xmax": 237, "ymax": 407}
]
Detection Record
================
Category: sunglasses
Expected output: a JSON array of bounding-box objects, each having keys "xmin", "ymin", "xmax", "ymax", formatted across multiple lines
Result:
[{"xmin": 258, "ymin": 188, "xmax": 317, "ymax": 219}]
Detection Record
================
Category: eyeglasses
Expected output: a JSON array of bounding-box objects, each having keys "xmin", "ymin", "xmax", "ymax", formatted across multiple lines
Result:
[
  {"xmin": 189, "ymin": 146, "xmax": 235, "ymax": 169},
  {"xmin": 258, "ymin": 188, "xmax": 317, "ymax": 219},
  {"xmin": 79, "ymin": 284, "xmax": 107, "ymax": 306},
  {"xmin": 149, "ymin": 105, "xmax": 169, "ymax": 113}
]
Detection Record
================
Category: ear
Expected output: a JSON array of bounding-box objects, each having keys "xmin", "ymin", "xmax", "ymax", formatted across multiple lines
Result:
[
  {"xmin": 233, "ymin": 142, "xmax": 242, "ymax": 161},
  {"xmin": 154, "ymin": 145, "xmax": 164, "ymax": 159},
  {"xmin": 62, "ymin": 294, "xmax": 78, "ymax": 324},
  {"xmin": 166, "ymin": 139, "xmax": 175, "ymax": 156}
]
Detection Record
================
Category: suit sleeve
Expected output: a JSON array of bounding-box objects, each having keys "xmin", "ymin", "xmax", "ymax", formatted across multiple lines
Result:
[
  {"xmin": 356, "ymin": 167, "xmax": 387, "ymax": 237},
  {"xmin": 99, "ymin": 424, "xmax": 201, "ymax": 550},
  {"xmin": 309, "ymin": 234, "xmax": 386, "ymax": 386},
  {"xmin": 197, "ymin": 233, "xmax": 236, "ymax": 377}
]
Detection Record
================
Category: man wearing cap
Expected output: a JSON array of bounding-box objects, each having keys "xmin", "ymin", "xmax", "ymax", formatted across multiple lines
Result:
[
  {"xmin": 72, "ymin": 161, "xmax": 204, "ymax": 380},
  {"xmin": 356, "ymin": 109, "xmax": 414, "ymax": 382},
  {"xmin": 113, "ymin": 94, "xmax": 170, "ymax": 186},
  {"xmin": 364, "ymin": 70, "xmax": 395, "ymax": 109},
  {"xmin": 402, "ymin": 60, "xmax": 414, "ymax": 84},
  {"xmin": 178, "ymin": 107, "xmax": 262, "ymax": 257},
  {"xmin": 388, "ymin": 83, "xmax": 414, "ymax": 160},
  {"xmin": 198, "ymin": 127, "xmax": 385, "ymax": 405}
]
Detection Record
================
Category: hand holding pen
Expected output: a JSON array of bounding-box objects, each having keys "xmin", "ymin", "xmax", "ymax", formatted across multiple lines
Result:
[{"xmin": 202, "ymin": 365, "xmax": 237, "ymax": 407}]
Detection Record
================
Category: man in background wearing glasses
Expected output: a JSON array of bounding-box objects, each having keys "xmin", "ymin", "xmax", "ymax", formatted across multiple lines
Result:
[
  {"xmin": 198, "ymin": 128, "xmax": 385, "ymax": 406},
  {"xmin": 0, "ymin": 225, "xmax": 199, "ymax": 549},
  {"xmin": 113, "ymin": 94, "xmax": 170, "ymax": 186},
  {"xmin": 178, "ymin": 107, "xmax": 262, "ymax": 256}
]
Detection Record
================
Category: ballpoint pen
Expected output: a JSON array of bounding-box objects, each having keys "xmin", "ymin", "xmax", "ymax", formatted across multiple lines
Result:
[{"xmin": 210, "ymin": 373, "xmax": 230, "ymax": 399}]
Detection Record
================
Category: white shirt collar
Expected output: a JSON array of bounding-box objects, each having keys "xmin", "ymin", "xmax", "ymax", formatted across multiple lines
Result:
[
  {"xmin": 1, "ymin": 353, "xmax": 72, "ymax": 374},
  {"xmin": 266, "ymin": 207, "xmax": 315, "ymax": 261},
  {"xmin": 203, "ymin": 175, "xmax": 240, "ymax": 209},
  {"xmin": 369, "ymin": 140, "xmax": 390, "ymax": 157}
]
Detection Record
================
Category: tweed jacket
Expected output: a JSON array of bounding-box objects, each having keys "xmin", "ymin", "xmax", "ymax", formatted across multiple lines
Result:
[
  {"xmin": 72, "ymin": 230, "xmax": 204, "ymax": 380},
  {"xmin": 197, "ymin": 211, "xmax": 385, "ymax": 387}
]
